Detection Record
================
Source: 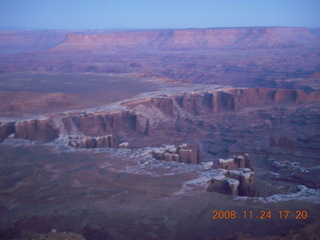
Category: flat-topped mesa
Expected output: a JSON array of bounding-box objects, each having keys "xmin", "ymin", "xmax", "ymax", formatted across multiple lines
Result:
[
  {"xmin": 1, "ymin": 27, "xmax": 317, "ymax": 54},
  {"xmin": 1, "ymin": 88, "xmax": 319, "ymax": 145},
  {"xmin": 49, "ymin": 27, "xmax": 318, "ymax": 53},
  {"xmin": 124, "ymin": 88, "xmax": 320, "ymax": 117},
  {"xmin": 4, "ymin": 110, "xmax": 139, "ymax": 143},
  {"xmin": 150, "ymin": 144, "xmax": 200, "ymax": 164}
]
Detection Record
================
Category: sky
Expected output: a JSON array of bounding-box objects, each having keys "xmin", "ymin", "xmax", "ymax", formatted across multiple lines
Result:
[{"xmin": 0, "ymin": 0, "xmax": 319, "ymax": 30}]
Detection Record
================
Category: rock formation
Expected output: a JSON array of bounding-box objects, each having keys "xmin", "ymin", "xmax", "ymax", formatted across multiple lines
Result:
[
  {"xmin": 218, "ymin": 155, "xmax": 252, "ymax": 170},
  {"xmin": 124, "ymin": 88, "xmax": 320, "ymax": 117},
  {"xmin": 1, "ymin": 27, "xmax": 319, "ymax": 91},
  {"xmin": 14, "ymin": 119, "xmax": 59, "ymax": 142},
  {"xmin": 50, "ymin": 27, "xmax": 317, "ymax": 53},
  {"xmin": 71, "ymin": 110, "xmax": 137, "ymax": 136},
  {"xmin": 207, "ymin": 155, "xmax": 256, "ymax": 196},
  {"xmin": 150, "ymin": 144, "xmax": 200, "ymax": 164},
  {"xmin": 68, "ymin": 135, "xmax": 118, "ymax": 149},
  {"xmin": 0, "ymin": 122, "xmax": 15, "ymax": 142},
  {"xmin": 0, "ymin": 88, "xmax": 319, "ymax": 154},
  {"xmin": 0, "ymin": 26, "xmax": 319, "ymax": 240}
]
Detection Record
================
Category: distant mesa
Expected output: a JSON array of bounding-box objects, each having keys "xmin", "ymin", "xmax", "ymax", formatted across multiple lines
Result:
[
  {"xmin": 0, "ymin": 27, "xmax": 319, "ymax": 54},
  {"xmin": 51, "ymin": 27, "xmax": 318, "ymax": 53},
  {"xmin": 0, "ymin": 31, "xmax": 66, "ymax": 54}
]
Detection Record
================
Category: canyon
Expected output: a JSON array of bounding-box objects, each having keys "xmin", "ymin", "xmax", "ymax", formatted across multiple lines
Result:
[{"xmin": 0, "ymin": 27, "xmax": 319, "ymax": 239}]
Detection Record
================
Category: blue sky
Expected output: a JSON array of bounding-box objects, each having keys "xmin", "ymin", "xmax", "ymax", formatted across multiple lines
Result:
[{"xmin": 0, "ymin": 0, "xmax": 319, "ymax": 30}]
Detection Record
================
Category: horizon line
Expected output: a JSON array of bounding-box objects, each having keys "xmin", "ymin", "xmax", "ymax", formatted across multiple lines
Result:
[{"xmin": 0, "ymin": 25, "xmax": 319, "ymax": 32}]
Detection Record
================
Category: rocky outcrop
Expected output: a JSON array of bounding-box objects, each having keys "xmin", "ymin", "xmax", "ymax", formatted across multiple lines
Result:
[
  {"xmin": 1, "ymin": 88, "xmax": 319, "ymax": 146},
  {"xmin": 150, "ymin": 144, "xmax": 200, "ymax": 164},
  {"xmin": 207, "ymin": 155, "xmax": 256, "ymax": 196},
  {"xmin": 206, "ymin": 176, "xmax": 240, "ymax": 195},
  {"xmin": 0, "ymin": 122, "xmax": 15, "ymax": 142},
  {"xmin": 173, "ymin": 91, "xmax": 235, "ymax": 115},
  {"xmin": 124, "ymin": 88, "xmax": 320, "ymax": 118},
  {"xmin": 231, "ymin": 88, "xmax": 320, "ymax": 108},
  {"xmin": 72, "ymin": 111, "xmax": 137, "ymax": 136},
  {"xmin": 68, "ymin": 135, "xmax": 118, "ymax": 148},
  {"xmin": 206, "ymin": 168, "xmax": 256, "ymax": 196},
  {"xmin": 218, "ymin": 155, "xmax": 252, "ymax": 170},
  {"xmin": 14, "ymin": 119, "xmax": 59, "ymax": 142}
]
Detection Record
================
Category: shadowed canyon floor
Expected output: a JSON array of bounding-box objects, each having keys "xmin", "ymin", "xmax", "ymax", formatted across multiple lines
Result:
[{"xmin": 0, "ymin": 27, "xmax": 320, "ymax": 239}]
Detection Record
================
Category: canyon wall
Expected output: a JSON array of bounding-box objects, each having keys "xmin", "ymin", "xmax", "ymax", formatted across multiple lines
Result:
[
  {"xmin": 125, "ymin": 88, "xmax": 320, "ymax": 116},
  {"xmin": 15, "ymin": 119, "xmax": 59, "ymax": 142},
  {"xmin": 0, "ymin": 88, "xmax": 319, "ymax": 149},
  {"xmin": 0, "ymin": 122, "xmax": 15, "ymax": 142}
]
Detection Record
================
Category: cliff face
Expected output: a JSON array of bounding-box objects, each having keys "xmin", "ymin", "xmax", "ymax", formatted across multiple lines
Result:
[
  {"xmin": 14, "ymin": 119, "xmax": 59, "ymax": 142},
  {"xmin": 72, "ymin": 111, "xmax": 137, "ymax": 137},
  {"xmin": 0, "ymin": 122, "xmax": 15, "ymax": 142},
  {"xmin": 125, "ymin": 88, "xmax": 320, "ymax": 117},
  {"xmin": 1, "ymin": 88, "xmax": 319, "ymax": 145}
]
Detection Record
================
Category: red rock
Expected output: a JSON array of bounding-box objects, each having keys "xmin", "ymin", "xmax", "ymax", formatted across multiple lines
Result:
[
  {"xmin": 208, "ymin": 156, "xmax": 256, "ymax": 196},
  {"xmin": 49, "ymin": 27, "xmax": 317, "ymax": 53},
  {"xmin": 68, "ymin": 135, "xmax": 118, "ymax": 148},
  {"xmin": 0, "ymin": 122, "xmax": 15, "ymax": 142},
  {"xmin": 150, "ymin": 144, "xmax": 200, "ymax": 164},
  {"xmin": 73, "ymin": 111, "xmax": 137, "ymax": 136},
  {"xmin": 178, "ymin": 144, "xmax": 200, "ymax": 164},
  {"xmin": 14, "ymin": 119, "xmax": 59, "ymax": 142},
  {"xmin": 7, "ymin": 88, "xmax": 320, "ymax": 146}
]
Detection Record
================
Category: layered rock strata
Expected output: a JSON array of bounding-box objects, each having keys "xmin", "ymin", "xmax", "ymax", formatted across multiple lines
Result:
[
  {"xmin": 68, "ymin": 135, "xmax": 119, "ymax": 149},
  {"xmin": 206, "ymin": 156, "xmax": 256, "ymax": 196},
  {"xmin": 0, "ymin": 122, "xmax": 15, "ymax": 142},
  {"xmin": 149, "ymin": 144, "xmax": 200, "ymax": 164},
  {"xmin": 51, "ymin": 27, "xmax": 317, "ymax": 53},
  {"xmin": 15, "ymin": 119, "xmax": 59, "ymax": 142},
  {"xmin": 0, "ymin": 88, "xmax": 319, "ymax": 156}
]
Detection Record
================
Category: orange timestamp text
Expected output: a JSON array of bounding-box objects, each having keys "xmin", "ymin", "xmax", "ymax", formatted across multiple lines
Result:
[{"xmin": 212, "ymin": 210, "xmax": 308, "ymax": 220}]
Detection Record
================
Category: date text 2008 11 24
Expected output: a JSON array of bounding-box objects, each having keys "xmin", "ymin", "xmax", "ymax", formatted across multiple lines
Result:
[{"xmin": 212, "ymin": 210, "xmax": 308, "ymax": 220}]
